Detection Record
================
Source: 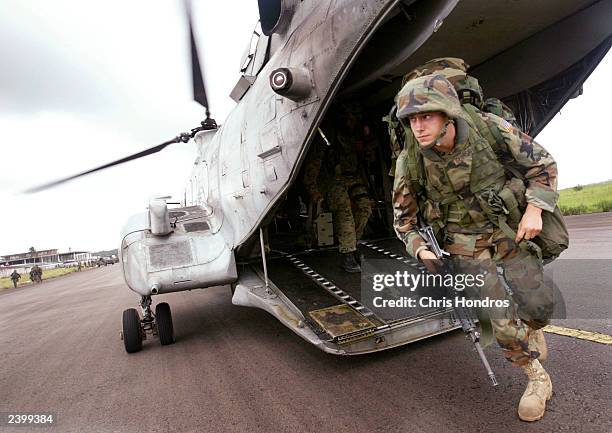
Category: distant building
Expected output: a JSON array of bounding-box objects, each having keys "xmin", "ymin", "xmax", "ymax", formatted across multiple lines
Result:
[
  {"xmin": 1, "ymin": 249, "xmax": 93, "ymax": 277},
  {"xmin": 0, "ymin": 250, "xmax": 97, "ymax": 278}
]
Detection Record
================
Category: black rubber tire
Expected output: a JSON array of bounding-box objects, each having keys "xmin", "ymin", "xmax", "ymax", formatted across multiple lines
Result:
[
  {"xmin": 122, "ymin": 308, "xmax": 142, "ymax": 353},
  {"xmin": 156, "ymin": 302, "xmax": 175, "ymax": 346}
]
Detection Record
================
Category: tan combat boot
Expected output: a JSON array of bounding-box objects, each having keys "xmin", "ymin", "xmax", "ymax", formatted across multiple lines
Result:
[
  {"xmin": 518, "ymin": 359, "xmax": 553, "ymax": 422},
  {"xmin": 529, "ymin": 329, "xmax": 548, "ymax": 361}
]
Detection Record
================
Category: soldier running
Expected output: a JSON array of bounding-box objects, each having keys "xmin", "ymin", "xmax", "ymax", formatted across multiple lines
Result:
[
  {"xmin": 392, "ymin": 74, "xmax": 560, "ymax": 422},
  {"xmin": 10, "ymin": 270, "xmax": 21, "ymax": 288}
]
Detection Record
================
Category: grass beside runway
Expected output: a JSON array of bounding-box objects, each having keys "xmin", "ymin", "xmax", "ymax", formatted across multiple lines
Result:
[
  {"xmin": 0, "ymin": 267, "xmax": 79, "ymax": 290},
  {"xmin": 559, "ymin": 180, "xmax": 612, "ymax": 215}
]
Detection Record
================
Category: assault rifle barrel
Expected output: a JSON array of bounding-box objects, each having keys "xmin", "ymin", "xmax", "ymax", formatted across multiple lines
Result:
[{"xmin": 417, "ymin": 223, "xmax": 498, "ymax": 387}]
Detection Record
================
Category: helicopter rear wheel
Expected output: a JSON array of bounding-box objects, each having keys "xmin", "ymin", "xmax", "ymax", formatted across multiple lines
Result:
[
  {"xmin": 156, "ymin": 302, "xmax": 175, "ymax": 346},
  {"xmin": 122, "ymin": 308, "xmax": 143, "ymax": 353}
]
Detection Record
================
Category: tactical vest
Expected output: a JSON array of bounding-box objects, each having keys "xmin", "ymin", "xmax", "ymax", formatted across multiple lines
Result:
[
  {"xmin": 415, "ymin": 119, "xmax": 517, "ymax": 236},
  {"xmin": 398, "ymin": 107, "xmax": 569, "ymax": 261}
]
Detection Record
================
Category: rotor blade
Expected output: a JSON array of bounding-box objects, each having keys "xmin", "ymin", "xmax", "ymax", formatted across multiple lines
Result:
[
  {"xmin": 185, "ymin": 0, "xmax": 210, "ymax": 113},
  {"xmin": 23, "ymin": 138, "xmax": 180, "ymax": 194}
]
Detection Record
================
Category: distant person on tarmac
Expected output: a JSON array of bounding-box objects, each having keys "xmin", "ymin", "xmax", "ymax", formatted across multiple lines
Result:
[
  {"xmin": 10, "ymin": 270, "xmax": 21, "ymax": 288},
  {"xmin": 30, "ymin": 265, "xmax": 42, "ymax": 283}
]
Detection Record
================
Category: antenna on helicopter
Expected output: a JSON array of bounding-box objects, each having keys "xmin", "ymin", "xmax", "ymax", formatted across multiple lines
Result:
[{"xmin": 23, "ymin": 0, "xmax": 217, "ymax": 194}]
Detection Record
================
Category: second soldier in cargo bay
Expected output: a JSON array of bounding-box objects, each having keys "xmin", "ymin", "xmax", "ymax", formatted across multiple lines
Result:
[{"xmin": 303, "ymin": 104, "xmax": 374, "ymax": 273}]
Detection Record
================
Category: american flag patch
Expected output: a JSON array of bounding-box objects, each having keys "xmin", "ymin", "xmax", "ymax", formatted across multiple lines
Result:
[{"xmin": 501, "ymin": 120, "xmax": 513, "ymax": 132}]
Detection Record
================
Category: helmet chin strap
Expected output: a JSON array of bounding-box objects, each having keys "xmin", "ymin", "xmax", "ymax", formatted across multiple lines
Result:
[{"xmin": 420, "ymin": 119, "xmax": 454, "ymax": 150}]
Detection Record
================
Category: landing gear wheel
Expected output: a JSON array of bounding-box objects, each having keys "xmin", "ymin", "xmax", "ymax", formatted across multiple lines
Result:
[
  {"xmin": 122, "ymin": 308, "xmax": 143, "ymax": 353},
  {"xmin": 156, "ymin": 302, "xmax": 175, "ymax": 346}
]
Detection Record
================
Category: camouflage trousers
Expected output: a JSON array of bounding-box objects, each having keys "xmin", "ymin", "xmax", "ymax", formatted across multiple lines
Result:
[
  {"xmin": 327, "ymin": 175, "xmax": 372, "ymax": 253},
  {"xmin": 452, "ymin": 238, "xmax": 553, "ymax": 367}
]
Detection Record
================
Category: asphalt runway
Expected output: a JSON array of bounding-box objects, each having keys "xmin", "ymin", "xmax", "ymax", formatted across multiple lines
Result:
[{"xmin": 0, "ymin": 213, "xmax": 610, "ymax": 433}]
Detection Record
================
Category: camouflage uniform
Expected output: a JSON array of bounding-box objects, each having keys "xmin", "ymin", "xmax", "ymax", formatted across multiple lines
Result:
[
  {"xmin": 393, "ymin": 74, "xmax": 558, "ymax": 366},
  {"xmin": 303, "ymin": 122, "xmax": 373, "ymax": 253},
  {"xmin": 31, "ymin": 265, "xmax": 42, "ymax": 282},
  {"xmin": 10, "ymin": 270, "xmax": 20, "ymax": 288}
]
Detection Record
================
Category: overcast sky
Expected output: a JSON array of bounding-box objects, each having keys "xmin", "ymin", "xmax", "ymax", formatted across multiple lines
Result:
[{"xmin": 0, "ymin": 1, "xmax": 610, "ymax": 256}]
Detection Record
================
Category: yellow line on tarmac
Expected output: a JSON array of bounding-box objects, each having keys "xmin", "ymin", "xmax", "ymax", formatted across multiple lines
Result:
[{"xmin": 543, "ymin": 325, "xmax": 612, "ymax": 345}]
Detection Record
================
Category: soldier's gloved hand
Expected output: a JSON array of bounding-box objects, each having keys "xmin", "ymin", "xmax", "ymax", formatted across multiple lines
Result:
[{"xmin": 516, "ymin": 204, "xmax": 543, "ymax": 243}]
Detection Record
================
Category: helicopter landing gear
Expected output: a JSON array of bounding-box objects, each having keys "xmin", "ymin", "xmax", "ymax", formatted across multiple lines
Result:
[
  {"xmin": 122, "ymin": 308, "xmax": 143, "ymax": 353},
  {"xmin": 155, "ymin": 302, "xmax": 175, "ymax": 345},
  {"xmin": 120, "ymin": 296, "xmax": 175, "ymax": 353}
]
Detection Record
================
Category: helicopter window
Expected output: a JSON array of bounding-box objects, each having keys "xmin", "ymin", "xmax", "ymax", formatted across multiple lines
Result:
[
  {"xmin": 240, "ymin": 22, "xmax": 261, "ymax": 73},
  {"xmin": 240, "ymin": 21, "xmax": 270, "ymax": 77},
  {"xmin": 232, "ymin": 21, "xmax": 271, "ymax": 102},
  {"xmin": 258, "ymin": 0, "xmax": 282, "ymax": 36}
]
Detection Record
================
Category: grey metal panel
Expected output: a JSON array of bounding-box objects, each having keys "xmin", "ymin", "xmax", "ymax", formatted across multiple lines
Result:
[
  {"xmin": 230, "ymin": 75, "xmax": 256, "ymax": 102},
  {"xmin": 387, "ymin": 0, "xmax": 600, "ymax": 78},
  {"xmin": 471, "ymin": 0, "xmax": 612, "ymax": 97},
  {"xmin": 183, "ymin": 221, "xmax": 210, "ymax": 232},
  {"xmin": 147, "ymin": 242, "xmax": 193, "ymax": 272},
  {"xmin": 122, "ymin": 229, "xmax": 237, "ymax": 295},
  {"xmin": 190, "ymin": 0, "xmax": 403, "ymax": 251},
  {"xmin": 341, "ymin": 0, "xmax": 459, "ymax": 93}
]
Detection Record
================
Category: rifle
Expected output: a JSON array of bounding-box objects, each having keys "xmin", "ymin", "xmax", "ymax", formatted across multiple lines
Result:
[{"xmin": 418, "ymin": 222, "xmax": 499, "ymax": 387}]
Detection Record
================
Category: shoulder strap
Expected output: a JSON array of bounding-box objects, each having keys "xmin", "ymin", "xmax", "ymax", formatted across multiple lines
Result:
[
  {"xmin": 463, "ymin": 104, "xmax": 503, "ymax": 151},
  {"xmin": 398, "ymin": 124, "xmax": 427, "ymax": 198},
  {"xmin": 463, "ymin": 104, "xmax": 525, "ymax": 181}
]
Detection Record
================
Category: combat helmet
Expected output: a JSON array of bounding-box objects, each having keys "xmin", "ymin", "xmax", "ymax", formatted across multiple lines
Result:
[
  {"xmin": 396, "ymin": 74, "xmax": 465, "ymax": 121},
  {"xmin": 396, "ymin": 74, "xmax": 468, "ymax": 148}
]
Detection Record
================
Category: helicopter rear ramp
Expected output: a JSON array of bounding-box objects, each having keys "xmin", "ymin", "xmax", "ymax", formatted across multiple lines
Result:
[{"xmin": 232, "ymin": 239, "xmax": 460, "ymax": 354}]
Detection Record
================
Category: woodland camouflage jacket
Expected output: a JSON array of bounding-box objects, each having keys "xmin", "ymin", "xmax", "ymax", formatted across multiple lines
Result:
[{"xmin": 392, "ymin": 109, "xmax": 558, "ymax": 259}]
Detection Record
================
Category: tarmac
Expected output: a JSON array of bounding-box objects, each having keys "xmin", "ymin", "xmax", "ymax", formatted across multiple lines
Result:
[{"xmin": 0, "ymin": 213, "xmax": 610, "ymax": 433}]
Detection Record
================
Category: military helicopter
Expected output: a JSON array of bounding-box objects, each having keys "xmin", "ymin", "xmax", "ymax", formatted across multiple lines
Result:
[{"xmin": 28, "ymin": 0, "xmax": 611, "ymax": 356}]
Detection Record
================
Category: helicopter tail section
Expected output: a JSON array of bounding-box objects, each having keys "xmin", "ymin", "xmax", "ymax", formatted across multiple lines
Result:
[{"xmin": 120, "ymin": 205, "xmax": 237, "ymax": 297}]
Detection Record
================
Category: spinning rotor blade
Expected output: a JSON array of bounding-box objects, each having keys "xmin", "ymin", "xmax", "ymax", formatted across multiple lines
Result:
[
  {"xmin": 25, "ymin": 2, "xmax": 215, "ymax": 194},
  {"xmin": 23, "ymin": 137, "xmax": 182, "ymax": 194},
  {"xmin": 185, "ymin": 0, "xmax": 210, "ymax": 114}
]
